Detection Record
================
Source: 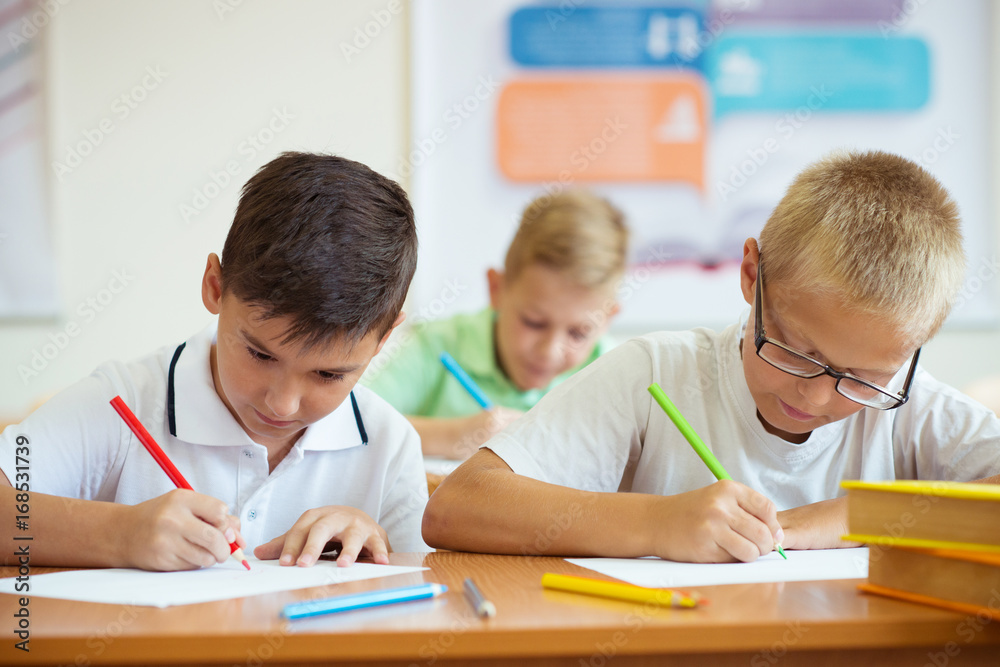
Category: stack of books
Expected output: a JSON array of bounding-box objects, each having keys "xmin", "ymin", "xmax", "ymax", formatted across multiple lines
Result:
[{"xmin": 841, "ymin": 479, "xmax": 1000, "ymax": 619}]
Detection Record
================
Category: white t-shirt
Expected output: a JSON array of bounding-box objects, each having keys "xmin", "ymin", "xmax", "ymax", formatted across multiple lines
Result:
[
  {"xmin": 486, "ymin": 322, "xmax": 1000, "ymax": 510},
  {"xmin": 0, "ymin": 325, "xmax": 429, "ymax": 551}
]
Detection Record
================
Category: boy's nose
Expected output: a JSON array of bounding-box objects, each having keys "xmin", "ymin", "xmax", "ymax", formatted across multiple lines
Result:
[
  {"xmin": 537, "ymin": 334, "xmax": 565, "ymax": 365},
  {"xmin": 796, "ymin": 374, "xmax": 837, "ymax": 407},
  {"xmin": 265, "ymin": 382, "xmax": 300, "ymax": 418}
]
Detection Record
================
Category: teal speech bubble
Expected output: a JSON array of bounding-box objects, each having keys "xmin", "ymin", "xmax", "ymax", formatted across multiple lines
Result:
[{"xmin": 707, "ymin": 33, "xmax": 930, "ymax": 118}]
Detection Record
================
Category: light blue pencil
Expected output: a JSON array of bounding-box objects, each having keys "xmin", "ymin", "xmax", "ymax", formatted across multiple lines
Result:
[
  {"xmin": 282, "ymin": 583, "xmax": 448, "ymax": 620},
  {"xmin": 440, "ymin": 352, "xmax": 493, "ymax": 409}
]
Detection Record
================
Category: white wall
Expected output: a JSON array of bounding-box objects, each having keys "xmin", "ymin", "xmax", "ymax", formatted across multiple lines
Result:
[
  {"xmin": 0, "ymin": 0, "xmax": 408, "ymax": 416},
  {"xmin": 0, "ymin": 0, "xmax": 997, "ymax": 416},
  {"xmin": 916, "ymin": 3, "xmax": 1000, "ymax": 390}
]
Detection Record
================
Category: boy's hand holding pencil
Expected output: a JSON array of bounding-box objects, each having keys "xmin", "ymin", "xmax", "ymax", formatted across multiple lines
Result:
[
  {"xmin": 648, "ymin": 481, "xmax": 784, "ymax": 563},
  {"xmin": 122, "ymin": 489, "xmax": 247, "ymax": 571},
  {"xmin": 647, "ymin": 383, "xmax": 786, "ymax": 563},
  {"xmin": 111, "ymin": 396, "xmax": 249, "ymax": 572}
]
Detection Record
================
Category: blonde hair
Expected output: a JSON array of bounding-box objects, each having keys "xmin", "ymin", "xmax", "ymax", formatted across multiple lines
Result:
[
  {"xmin": 759, "ymin": 150, "xmax": 965, "ymax": 344},
  {"xmin": 505, "ymin": 190, "xmax": 629, "ymax": 289}
]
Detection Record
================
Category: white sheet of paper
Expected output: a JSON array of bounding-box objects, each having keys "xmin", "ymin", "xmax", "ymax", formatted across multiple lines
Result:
[
  {"xmin": 566, "ymin": 547, "xmax": 869, "ymax": 588},
  {"xmin": 0, "ymin": 558, "xmax": 427, "ymax": 607}
]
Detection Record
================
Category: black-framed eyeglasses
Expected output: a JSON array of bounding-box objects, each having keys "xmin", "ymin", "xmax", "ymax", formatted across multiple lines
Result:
[{"xmin": 753, "ymin": 257, "xmax": 920, "ymax": 410}]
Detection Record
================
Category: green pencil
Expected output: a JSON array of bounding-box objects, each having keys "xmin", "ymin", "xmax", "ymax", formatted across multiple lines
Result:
[{"xmin": 647, "ymin": 382, "xmax": 787, "ymax": 560}]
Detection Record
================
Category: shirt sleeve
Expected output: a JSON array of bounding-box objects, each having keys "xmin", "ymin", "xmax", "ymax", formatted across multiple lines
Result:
[
  {"xmin": 0, "ymin": 362, "xmax": 135, "ymax": 500},
  {"xmin": 485, "ymin": 338, "xmax": 654, "ymax": 493},
  {"xmin": 892, "ymin": 368, "xmax": 1000, "ymax": 481},
  {"xmin": 362, "ymin": 324, "xmax": 442, "ymax": 417}
]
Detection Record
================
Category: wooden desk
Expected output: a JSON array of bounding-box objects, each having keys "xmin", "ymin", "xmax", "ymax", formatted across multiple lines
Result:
[{"xmin": 3, "ymin": 551, "xmax": 999, "ymax": 666}]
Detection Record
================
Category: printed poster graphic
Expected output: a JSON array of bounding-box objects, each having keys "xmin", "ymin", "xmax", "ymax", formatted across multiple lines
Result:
[
  {"xmin": 497, "ymin": 77, "xmax": 706, "ymax": 186},
  {"xmin": 410, "ymin": 1, "xmax": 995, "ymax": 329}
]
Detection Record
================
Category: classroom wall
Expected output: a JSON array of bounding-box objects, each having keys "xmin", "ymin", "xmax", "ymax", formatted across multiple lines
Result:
[
  {"xmin": 0, "ymin": 0, "xmax": 409, "ymax": 416},
  {"xmin": 0, "ymin": 0, "xmax": 997, "ymax": 417}
]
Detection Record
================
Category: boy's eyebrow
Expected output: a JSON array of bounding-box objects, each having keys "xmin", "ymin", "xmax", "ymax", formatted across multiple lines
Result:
[
  {"xmin": 769, "ymin": 312, "xmax": 900, "ymax": 377},
  {"xmin": 240, "ymin": 328, "xmax": 364, "ymax": 373},
  {"xmin": 241, "ymin": 330, "xmax": 276, "ymax": 356}
]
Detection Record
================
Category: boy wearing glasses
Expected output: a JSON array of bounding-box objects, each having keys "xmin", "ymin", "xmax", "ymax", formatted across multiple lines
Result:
[{"xmin": 423, "ymin": 151, "xmax": 1000, "ymax": 563}]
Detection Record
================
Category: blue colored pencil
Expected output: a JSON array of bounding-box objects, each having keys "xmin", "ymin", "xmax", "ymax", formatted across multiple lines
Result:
[
  {"xmin": 282, "ymin": 583, "xmax": 448, "ymax": 620},
  {"xmin": 440, "ymin": 352, "xmax": 493, "ymax": 409}
]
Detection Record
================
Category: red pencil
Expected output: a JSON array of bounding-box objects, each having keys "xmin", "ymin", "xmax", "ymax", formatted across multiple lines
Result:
[{"xmin": 110, "ymin": 395, "xmax": 250, "ymax": 570}]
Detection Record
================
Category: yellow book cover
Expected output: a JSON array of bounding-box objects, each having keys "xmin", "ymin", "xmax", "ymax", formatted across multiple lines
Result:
[{"xmin": 841, "ymin": 480, "xmax": 1000, "ymax": 550}]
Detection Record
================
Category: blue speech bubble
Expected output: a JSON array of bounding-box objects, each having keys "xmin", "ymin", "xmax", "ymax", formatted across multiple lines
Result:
[
  {"xmin": 509, "ymin": 6, "xmax": 706, "ymax": 70},
  {"xmin": 707, "ymin": 34, "xmax": 930, "ymax": 117}
]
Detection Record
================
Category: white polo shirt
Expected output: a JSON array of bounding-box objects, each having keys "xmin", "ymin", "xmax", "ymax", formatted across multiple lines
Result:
[
  {"xmin": 0, "ymin": 324, "xmax": 429, "ymax": 552},
  {"xmin": 486, "ymin": 321, "xmax": 1000, "ymax": 509}
]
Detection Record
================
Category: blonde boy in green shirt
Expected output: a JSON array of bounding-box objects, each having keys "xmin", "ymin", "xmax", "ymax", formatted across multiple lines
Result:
[{"xmin": 364, "ymin": 190, "xmax": 629, "ymax": 460}]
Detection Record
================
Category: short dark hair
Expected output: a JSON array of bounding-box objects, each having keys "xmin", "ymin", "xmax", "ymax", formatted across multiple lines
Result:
[{"xmin": 221, "ymin": 152, "xmax": 417, "ymax": 348}]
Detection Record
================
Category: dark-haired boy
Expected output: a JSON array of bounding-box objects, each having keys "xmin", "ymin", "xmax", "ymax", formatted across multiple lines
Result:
[{"xmin": 0, "ymin": 153, "xmax": 426, "ymax": 571}]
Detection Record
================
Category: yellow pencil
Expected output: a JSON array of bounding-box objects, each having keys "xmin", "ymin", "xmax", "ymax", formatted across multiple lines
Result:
[{"xmin": 541, "ymin": 572, "xmax": 700, "ymax": 608}]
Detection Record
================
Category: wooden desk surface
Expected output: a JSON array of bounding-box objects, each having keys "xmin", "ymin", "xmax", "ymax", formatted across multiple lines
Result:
[{"xmin": 2, "ymin": 551, "xmax": 999, "ymax": 666}]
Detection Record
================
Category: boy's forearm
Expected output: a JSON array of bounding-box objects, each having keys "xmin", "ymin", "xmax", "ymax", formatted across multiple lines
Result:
[
  {"xmin": 407, "ymin": 416, "xmax": 469, "ymax": 459},
  {"xmin": 0, "ymin": 486, "xmax": 130, "ymax": 567},
  {"xmin": 423, "ymin": 451, "xmax": 659, "ymax": 557}
]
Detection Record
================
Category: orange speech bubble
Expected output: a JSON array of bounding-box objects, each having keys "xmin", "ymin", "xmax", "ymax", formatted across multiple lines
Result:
[{"xmin": 497, "ymin": 76, "xmax": 706, "ymax": 188}]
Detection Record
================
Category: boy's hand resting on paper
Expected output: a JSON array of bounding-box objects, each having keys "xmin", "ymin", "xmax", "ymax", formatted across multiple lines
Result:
[
  {"xmin": 776, "ymin": 496, "xmax": 859, "ymax": 551},
  {"xmin": 123, "ymin": 489, "xmax": 246, "ymax": 571},
  {"xmin": 254, "ymin": 506, "xmax": 391, "ymax": 567},
  {"xmin": 651, "ymin": 480, "xmax": 785, "ymax": 563}
]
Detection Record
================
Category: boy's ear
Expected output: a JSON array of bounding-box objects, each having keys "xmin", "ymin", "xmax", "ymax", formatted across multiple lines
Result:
[
  {"xmin": 373, "ymin": 312, "xmax": 406, "ymax": 355},
  {"xmin": 739, "ymin": 238, "xmax": 760, "ymax": 306},
  {"xmin": 486, "ymin": 268, "xmax": 505, "ymax": 310},
  {"xmin": 202, "ymin": 253, "xmax": 224, "ymax": 315}
]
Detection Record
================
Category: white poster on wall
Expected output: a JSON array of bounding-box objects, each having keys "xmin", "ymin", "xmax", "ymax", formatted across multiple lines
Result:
[
  {"xmin": 0, "ymin": 0, "xmax": 59, "ymax": 319},
  {"xmin": 406, "ymin": 0, "xmax": 995, "ymax": 334}
]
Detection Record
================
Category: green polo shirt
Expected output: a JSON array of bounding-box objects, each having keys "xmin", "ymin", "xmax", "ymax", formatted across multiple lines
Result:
[{"xmin": 362, "ymin": 308, "xmax": 611, "ymax": 417}]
